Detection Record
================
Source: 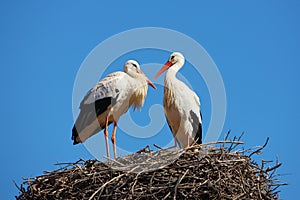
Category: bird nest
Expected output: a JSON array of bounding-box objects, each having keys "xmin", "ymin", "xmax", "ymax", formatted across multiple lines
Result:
[{"xmin": 16, "ymin": 134, "xmax": 285, "ymax": 200}]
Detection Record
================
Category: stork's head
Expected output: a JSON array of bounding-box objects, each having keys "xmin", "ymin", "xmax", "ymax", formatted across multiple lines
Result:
[
  {"xmin": 154, "ymin": 52, "xmax": 185, "ymax": 79},
  {"xmin": 168, "ymin": 52, "xmax": 185, "ymax": 65},
  {"xmin": 124, "ymin": 60, "xmax": 156, "ymax": 89},
  {"xmin": 124, "ymin": 60, "xmax": 140, "ymax": 76}
]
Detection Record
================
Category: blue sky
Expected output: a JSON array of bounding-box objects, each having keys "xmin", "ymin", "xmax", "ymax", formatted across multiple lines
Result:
[{"xmin": 1, "ymin": 1, "xmax": 299, "ymax": 199}]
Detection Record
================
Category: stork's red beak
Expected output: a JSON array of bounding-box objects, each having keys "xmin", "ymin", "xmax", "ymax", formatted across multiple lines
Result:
[
  {"xmin": 154, "ymin": 61, "xmax": 172, "ymax": 79},
  {"xmin": 137, "ymin": 69, "xmax": 157, "ymax": 89},
  {"xmin": 147, "ymin": 79, "xmax": 157, "ymax": 89}
]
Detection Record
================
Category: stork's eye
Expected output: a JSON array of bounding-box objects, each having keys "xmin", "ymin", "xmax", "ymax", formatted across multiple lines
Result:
[
  {"xmin": 171, "ymin": 56, "xmax": 175, "ymax": 60},
  {"xmin": 132, "ymin": 63, "xmax": 137, "ymax": 68}
]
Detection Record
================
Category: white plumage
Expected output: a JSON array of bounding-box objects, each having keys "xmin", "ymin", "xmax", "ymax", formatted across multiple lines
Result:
[
  {"xmin": 72, "ymin": 60, "xmax": 156, "ymax": 159},
  {"xmin": 155, "ymin": 52, "xmax": 202, "ymax": 148}
]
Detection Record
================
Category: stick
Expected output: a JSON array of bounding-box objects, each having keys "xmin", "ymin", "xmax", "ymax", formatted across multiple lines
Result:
[
  {"xmin": 88, "ymin": 174, "xmax": 125, "ymax": 200},
  {"xmin": 173, "ymin": 169, "xmax": 189, "ymax": 199}
]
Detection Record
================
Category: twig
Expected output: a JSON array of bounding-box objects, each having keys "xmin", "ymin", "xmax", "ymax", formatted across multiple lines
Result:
[
  {"xmin": 249, "ymin": 137, "xmax": 269, "ymax": 157},
  {"xmin": 153, "ymin": 144, "xmax": 162, "ymax": 149},
  {"xmin": 173, "ymin": 169, "xmax": 189, "ymax": 200},
  {"xmin": 88, "ymin": 174, "xmax": 125, "ymax": 200},
  {"xmin": 13, "ymin": 180, "xmax": 22, "ymax": 192}
]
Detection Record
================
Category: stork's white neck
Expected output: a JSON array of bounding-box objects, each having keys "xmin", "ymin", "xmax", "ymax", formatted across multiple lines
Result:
[{"xmin": 165, "ymin": 62, "xmax": 183, "ymax": 79}]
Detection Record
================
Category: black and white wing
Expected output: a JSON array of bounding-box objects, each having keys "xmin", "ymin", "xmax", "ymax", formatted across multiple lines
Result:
[{"xmin": 72, "ymin": 72, "xmax": 127, "ymax": 144}]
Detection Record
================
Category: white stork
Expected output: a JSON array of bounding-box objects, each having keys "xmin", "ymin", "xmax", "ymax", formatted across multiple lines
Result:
[
  {"xmin": 72, "ymin": 60, "xmax": 156, "ymax": 159},
  {"xmin": 154, "ymin": 52, "xmax": 202, "ymax": 148}
]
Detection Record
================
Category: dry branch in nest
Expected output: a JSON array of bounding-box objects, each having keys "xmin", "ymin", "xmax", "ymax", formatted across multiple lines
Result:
[{"xmin": 16, "ymin": 136, "xmax": 285, "ymax": 200}]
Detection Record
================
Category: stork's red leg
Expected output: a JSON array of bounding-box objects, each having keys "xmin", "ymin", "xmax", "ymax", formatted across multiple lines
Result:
[
  {"xmin": 104, "ymin": 116, "xmax": 110, "ymax": 159},
  {"xmin": 111, "ymin": 121, "xmax": 117, "ymax": 160}
]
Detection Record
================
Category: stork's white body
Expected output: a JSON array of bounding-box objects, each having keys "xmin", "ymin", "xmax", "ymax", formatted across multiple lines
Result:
[
  {"xmin": 164, "ymin": 69, "xmax": 202, "ymax": 148},
  {"xmin": 74, "ymin": 72, "xmax": 148, "ymax": 142},
  {"xmin": 155, "ymin": 52, "xmax": 202, "ymax": 148},
  {"xmin": 72, "ymin": 60, "xmax": 155, "ymax": 159}
]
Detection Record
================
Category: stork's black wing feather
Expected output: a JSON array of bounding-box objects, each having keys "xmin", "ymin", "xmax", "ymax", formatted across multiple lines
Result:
[
  {"xmin": 72, "ymin": 97, "xmax": 112, "ymax": 145},
  {"xmin": 195, "ymin": 122, "xmax": 202, "ymax": 144},
  {"xmin": 190, "ymin": 110, "xmax": 202, "ymax": 144}
]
